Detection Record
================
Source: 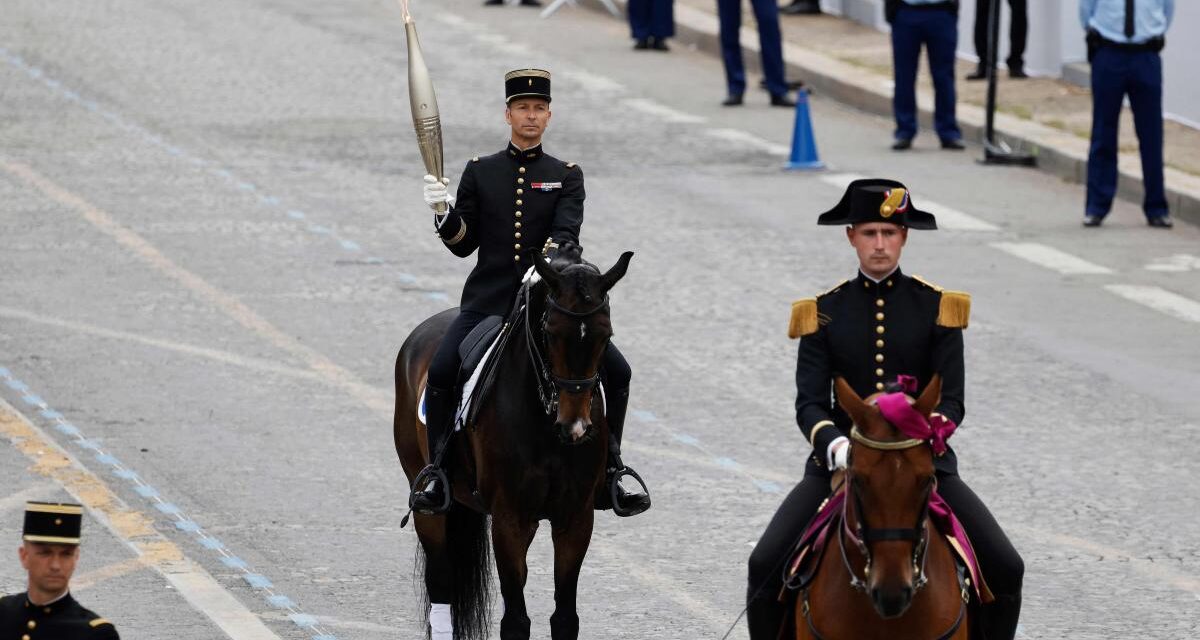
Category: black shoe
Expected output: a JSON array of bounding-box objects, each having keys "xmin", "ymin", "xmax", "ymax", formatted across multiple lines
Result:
[
  {"xmin": 606, "ymin": 467, "xmax": 651, "ymax": 517},
  {"xmin": 940, "ymin": 137, "xmax": 966, "ymax": 150},
  {"xmin": 770, "ymin": 93, "xmax": 796, "ymax": 107},
  {"xmin": 1147, "ymin": 215, "xmax": 1174, "ymax": 228},
  {"xmin": 519, "ymin": 0, "xmax": 542, "ymax": 5},
  {"xmin": 966, "ymin": 66, "xmax": 987, "ymax": 81},
  {"xmin": 892, "ymin": 138, "xmax": 913, "ymax": 151},
  {"xmin": 650, "ymin": 37, "xmax": 669, "ymax": 51},
  {"xmin": 722, "ymin": 94, "xmax": 744, "ymax": 106},
  {"xmin": 759, "ymin": 79, "xmax": 806, "ymax": 91},
  {"xmin": 484, "ymin": 0, "xmax": 504, "ymax": 5},
  {"xmin": 410, "ymin": 468, "xmax": 451, "ymax": 514},
  {"xmin": 634, "ymin": 38, "xmax": 649, "ymax": 50},
  {"xmin": 1082, "ymin": 214, "xmax": 1104, "ymax": 227},
  {"xmin": 780, "ymin": 0, "xmax": 822, "ymax": 15},
  {"xmin": 1008, "ymin": 64, "xmax": 1028, "ymax": 79}
]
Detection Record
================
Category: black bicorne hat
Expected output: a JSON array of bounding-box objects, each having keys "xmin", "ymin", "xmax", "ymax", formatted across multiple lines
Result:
[
  {"xmin": 23, "ymin": 502, "xmax": 83, "ymax": 545},
  {"xmin": 817, "ymin": 178, "xmax": 937, "ymax": 230},
  {"xmin": 505, "ymin": 69, "xmax": 551, "ymax": 104}
]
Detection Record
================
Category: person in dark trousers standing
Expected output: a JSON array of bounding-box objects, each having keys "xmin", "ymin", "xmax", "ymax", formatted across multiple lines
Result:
[
  {"xmin": 717, "ymin": 0, "xmax": 796, "ymax": 107},
  {"xmin": 411, "ymin": 69, "xmax": 651, "ymax": 518},
  {"xmin": 1, "ymin": 502, "xmax": 119, "ymax": 639},
  {"xmin": 629, "ymin": 0, "xmax": 675, "ymax": 51},
  {"xmin": 1080, "ymin": 0, "xmax": 1175, "ymax": 228},
  {"xmin": 744, "ymin": 179, "xmax": 1024, "ymax": 640},
  {"xmin": 887, "ymin": 0, "xmax": 964, "ymax": 151},
  {"xmin": 966, "ymin": 0, "xmax": 1028, "ymax": 79}
]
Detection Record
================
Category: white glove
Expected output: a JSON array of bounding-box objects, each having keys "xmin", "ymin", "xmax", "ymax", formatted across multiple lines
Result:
[
  {"xmin": 828, "ymin": 436, "xmax": 849, "ymax": 470},
  {"xmin": 423, "ymin": 174, "xmax": 455, "ymax": 211}
]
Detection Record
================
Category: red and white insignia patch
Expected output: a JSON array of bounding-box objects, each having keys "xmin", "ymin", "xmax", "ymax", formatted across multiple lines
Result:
[{"xmin": 530, "ymin": 182, "xmax": 562, "ymax": 191}]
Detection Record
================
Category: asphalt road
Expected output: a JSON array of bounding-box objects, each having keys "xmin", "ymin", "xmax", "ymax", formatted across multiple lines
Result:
[{"xmin": 1, "ymin": 1, "xmax": 1198, "ymax": 639}]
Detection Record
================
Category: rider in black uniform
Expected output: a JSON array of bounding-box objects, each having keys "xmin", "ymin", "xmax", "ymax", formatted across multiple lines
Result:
[
  {"xmin": 746, "ymin": 179, "xmax": 1024, "ymax": 639},
  {"xmin": 409, "ymin": 69, "xmax": 650, "ymax": 518}
]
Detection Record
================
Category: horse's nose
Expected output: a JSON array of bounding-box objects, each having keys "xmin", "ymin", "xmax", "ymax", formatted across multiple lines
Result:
[
  {"xmin": 870, "ymin": 585, "xmax": 914, "ymax": 619},
  {"xmin": 557, "ymin": 418, "xmax": 592, "ymax": 443}
]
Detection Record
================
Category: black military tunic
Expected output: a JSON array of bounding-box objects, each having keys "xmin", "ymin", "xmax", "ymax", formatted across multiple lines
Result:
[
  {"xmin": 793, "ymin": 267, "xmax": 966, "ymax": 474},
  {"xmin": 0, "ymin": 593, "xmax": 118, "ymax": 640},
  {"xmin": 435, "ymin": 142, "xmax": 584, "ymax": 315}
]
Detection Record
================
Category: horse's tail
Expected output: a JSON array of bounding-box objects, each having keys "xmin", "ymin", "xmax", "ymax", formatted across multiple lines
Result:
[{"xmin": 447, "ymin": 505, "xmax": 492, "ymax": 640}]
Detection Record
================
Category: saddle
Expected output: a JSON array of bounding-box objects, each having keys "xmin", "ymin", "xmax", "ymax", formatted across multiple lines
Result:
[{"xmin": 783, "ymin": 487, "xmax": 994, "ymax": 603}]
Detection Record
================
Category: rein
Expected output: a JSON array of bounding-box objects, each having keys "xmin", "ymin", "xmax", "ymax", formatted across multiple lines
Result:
[{"xmin": 523, "ymin": 280, "xmax": 610, "ymax": 415}]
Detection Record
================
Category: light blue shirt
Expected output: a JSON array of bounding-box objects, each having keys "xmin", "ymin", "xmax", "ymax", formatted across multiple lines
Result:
[{"xmin": 1080, "ymin": 0, "xmax": 1173, "ymax": 44}]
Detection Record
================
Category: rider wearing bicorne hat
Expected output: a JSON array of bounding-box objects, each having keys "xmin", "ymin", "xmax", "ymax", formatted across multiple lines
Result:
[
  {"xmin": 745, "ymin": 179, "xmax": 1024, "ymax": 639},
  {"xmin": 410, "ymin": 68, "xmax": 651, "ymax": 518}
]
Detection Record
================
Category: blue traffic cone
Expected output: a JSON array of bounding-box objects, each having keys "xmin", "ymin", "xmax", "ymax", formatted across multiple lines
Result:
[{"xmin": 784, "ymin": 88, "xmax": 824, "ymax": 171}]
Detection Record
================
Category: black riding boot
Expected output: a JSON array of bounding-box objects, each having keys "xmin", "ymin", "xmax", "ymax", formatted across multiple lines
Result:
[
  {"xmin": 979, "ymin": 593, "xmax": 1022, "ymax": 640},
  {"xmin": 410, "ymin": 385, "xmax": 455, "ymax": 515},
  {"xmin": 600, "ymin": 388, "xmax": 651, "ymax": 517}
]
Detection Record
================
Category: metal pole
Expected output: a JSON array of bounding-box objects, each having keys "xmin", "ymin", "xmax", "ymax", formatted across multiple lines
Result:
[{"xmin": 980, "ymin": 0, "xmax": 1036, "ymax": 165}]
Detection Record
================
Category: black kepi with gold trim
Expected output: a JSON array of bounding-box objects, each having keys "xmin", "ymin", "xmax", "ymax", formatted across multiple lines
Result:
[
  {"xmin": 504, "ymin": 68, "xmax": 551, "ymax": 104},
  {"xmin": 23, "ymin": 502, "xmax": 83, "ymax": 545},
  {"xmin": 817, "ymin": 178, "xmax": 937, "ymax": 230}
]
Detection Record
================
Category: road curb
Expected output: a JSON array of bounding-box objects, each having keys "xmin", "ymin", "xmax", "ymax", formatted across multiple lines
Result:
[{"xmin": 585, "ymin": 0, "xmax": 1200, "ymax": 227}]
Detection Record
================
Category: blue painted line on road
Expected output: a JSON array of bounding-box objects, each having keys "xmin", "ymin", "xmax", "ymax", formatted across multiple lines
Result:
[
  {"xmin": 5, "ymin": 379, "xmax": 27, "ymax": 391},
  {"xmin": 77, "ymin": 439, "xmax": 102, "ymax": 451},
  {"xmin": 54, "ymin": 422, "xmax": 80, "ymax": 436},
  {"xmin": 632, "ymin": 410, "xmax": 657, "ymax": 422},
  {"xmin": 0, "ymin": 367, "xmax": 9, "ymax": 377},
  {"xmin": 287, "ymin": 210, "xmax": 306, "ymax": 220},
  {"xmin": 95, "ymin": 453, "xmax": 120, "ymax": 465},
  {"xmin": 754, "ymin": 479, "xmax": 783, "ymax": 493},
  {"xmin": 174, "ymin": 520, "xmax": 201, "ymax": 532},
  {"xmin": 199, "ymin": 537, "xmax": 224, "ymax": 550},
  {"xmin": 397, "ymin": 273, "xmax": 417, "ymax": 283},
  {"xmin": 715, "ymin": 457, "xmax": 740, "ymax": 470},
  {"xmin": 308, "ymin": 224, "xmax": 331, "ymax": 235},
  {"xmin": 339, "ymin": 239, "xmax": 360, "ymax": 251},
  {"xmin": 289, "ymin": 613, "xmax": 318, "ymax": 628},
  {"xmin": 40, "ymin": 409, "xmax": 63, "ymax": 419},
  {"xmin": 244, "ymin": 574, "xmax": 273, "ymax": 589},
  {"xmin": 134, "ymin": 485, "xmax": 159, "ymax": 498},
  {"xmin": 267, "ymin": 595, "xmax": 296, "ymax": 608},
  {"xmin": 155, "ymin": 503, "xmax": 182, "ymax": 514},
  {"xmin": 221, "ymin": 556, "xmax": 248, "ymax": 569},
  {"xmin": 672, "ymin": 433, "xmax": 699, "ymax": 446},
  {"xmin": 426, "ymin": 291, "xmax": 449, "ymax": 302},
  {"xmin": 21, "ymin": 394, "xmax": 45, "ymax": 407},
  {"xmin": 113, "ymin": 469, "xmax": 139, "ymax": 480}
]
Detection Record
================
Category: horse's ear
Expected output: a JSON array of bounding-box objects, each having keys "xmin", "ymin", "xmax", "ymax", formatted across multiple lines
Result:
[
  {"xmin": 531, "ymin": 251, "xmax": 561, "ymax": 290},
  {"xmin": 913, "ymin": 375, "xmax": 941, "ymax": 418},
  {"xmin": 834, "ymin": 376, "xmax": 869, "ymax": 428},
  {"xmin": 600, "ymin": 251, "xmax": 634, "ymax": 292}
]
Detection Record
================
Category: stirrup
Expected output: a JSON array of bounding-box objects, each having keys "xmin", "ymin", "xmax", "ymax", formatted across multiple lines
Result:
[
  {"xmin": 609, "ymin": 467, "xmax": 651, "ymax": 517},
  {"xmin": 410, "ymin": 465, "xmax": 452, "ymax": 515}
]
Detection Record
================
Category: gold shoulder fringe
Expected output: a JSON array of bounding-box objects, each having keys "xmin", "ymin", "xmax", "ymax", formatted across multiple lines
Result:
[
  {"xmin": 789, "ymin": 299, "xmax": 818, "ymax": 339},
  {"xmin": 90, "ymin": 619, "xmax": 112, "ymax": 628},
  {"xmin": 937, "ymin": 291, "xmax": 971, "ymax": 329}
]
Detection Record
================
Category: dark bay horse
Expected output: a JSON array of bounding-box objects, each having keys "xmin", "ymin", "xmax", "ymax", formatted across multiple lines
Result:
[
  {"xmin": 394, "ymin": 251, "xmax": 633, "ymax": 640},
  {"xmin": 796, "ymin": 376, "xmax": 970, "ymax": 640}
]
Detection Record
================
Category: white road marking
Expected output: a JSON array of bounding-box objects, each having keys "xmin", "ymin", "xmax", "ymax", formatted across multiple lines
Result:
[
  {"xmin": 0, "ymin": 398, "xmax": 283, "ymax": 640},
  {"xmin": 0, "ymin": 306, "xmax": 328, "ymax": 385},
  {"xmin": 819, "ymin": 173, "xmax": 1000, "ymax": 231},
  {"xmin": 621, "ymin": 98, "xmax": 707, "ymax": 124},
  {"xmin": 704, "ymin": 128, "xmax": 790, "ymax": 156},
  {"xmin": 1144, "ymin": 254, "xmax": 1200, "ymax": 272},
  {"xmin": 1104, "ymin": 284, "xmax": 1200, "ymax": 323},
  {"xmin": 990, "ymin": 242, "xmax": 1114, "ymax": 275}
]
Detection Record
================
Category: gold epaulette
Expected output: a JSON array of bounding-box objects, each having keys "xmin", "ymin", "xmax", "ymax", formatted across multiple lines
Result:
[
  {"xmin": 90, "ymin": 619, "xmax": 112, "ymax": 628},
  {"xmin": 789, "ymin": 299, "xmax": 818, "ymax": 339},
  {"xmin": 937, "ymin": 291, "xmax": 971, "ymax": 328},
  {"xmin": 913, "ymin": 275, "xmax": 970, "ymax": 328}
]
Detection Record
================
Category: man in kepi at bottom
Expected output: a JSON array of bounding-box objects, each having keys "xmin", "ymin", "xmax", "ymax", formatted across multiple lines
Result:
[{"xmin": 0, "ymin": 502, "xmax": 118, "ymax": 640}]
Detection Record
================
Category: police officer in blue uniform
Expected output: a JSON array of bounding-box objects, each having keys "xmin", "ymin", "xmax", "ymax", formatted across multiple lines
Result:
[
  {"xmin": 629, "ymin": 0, "xmax": 674, "ymax": 51},
  {"xmin": 744, "ymin": 179, "xmax": 1023, "ymax": 639},
  {"xmin": 1080, "ymin": 0, "xmax": 1175, "ymax": 228},
  {"xmin": 717, "ymin": 0, "xmax": 795, "ymax": 107},
  {"xmin": 886, "ymin": 0, "xmax": 965, "ymax": 150},
  {"xmin": 411, "ymin": 69, "xmax": 651, "ymax": 518},
  {"xmin": 1, "ymin": 502, "xmax": 119, "ymax": 640}
]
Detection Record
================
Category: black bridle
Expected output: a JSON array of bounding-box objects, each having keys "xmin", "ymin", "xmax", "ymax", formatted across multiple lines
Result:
[
  {"xmin": 839, "ymin": 426, "xmax": 934, "ymax": 596},
  {"xmin": 523, "ymin": 281, "xmax": 610, "ymax": 416}
]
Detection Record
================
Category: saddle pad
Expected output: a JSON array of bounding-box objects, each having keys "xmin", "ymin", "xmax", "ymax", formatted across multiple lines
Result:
[
  {"xmin": 784, "ymin": 488, "xmax": 993, "ymax": 603},
  {"xmin": 416, "ymin": 326, "xmax": 504, "ymax": 431}
]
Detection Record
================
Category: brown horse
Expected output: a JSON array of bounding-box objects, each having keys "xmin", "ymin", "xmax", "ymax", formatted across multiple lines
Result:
[
  {"xmin": 394, "ymin": 251, "xmax": 633, "ymax": 640},
  {"xmin": 796, "ymin": 376, "xmax": 970, "ymax": 640}
]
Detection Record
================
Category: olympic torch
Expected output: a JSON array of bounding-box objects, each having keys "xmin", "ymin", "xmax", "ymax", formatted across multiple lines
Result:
[{"xmin": 401, "ymin": 1, "xmax": 447, "ymax": 213}]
